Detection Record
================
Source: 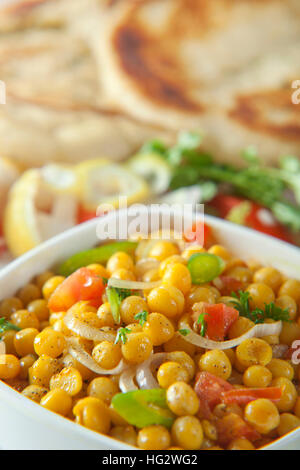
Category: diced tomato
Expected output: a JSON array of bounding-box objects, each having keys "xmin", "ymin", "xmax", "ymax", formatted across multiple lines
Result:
[
  {"xmin": 194, "ymin": 371, "xmax": 234, "ymax": 418},
  {"xmin": 217, "ymin": 275, "xmax": 244, "ymax": 296},
  {"xmin": 77, "ymin": 204, "xmax": 96, "ymax": 224},
  {"xmin": 210, "ymin": 194, "xmax": 243, "ymax": 219},
  {"xmin": 192, "ymin": 303, "xmax": 239, "ymax": 341},
  {"xmin": 221, "ymin": 387, "xmax": 282, "ymax": 406},
  {"xmin": 48, "ymin": 267, "xmax": 105, "ymax": 312},
  {"xmin": 183, "ymin": 222, "xmax": 216, "ymax": 248},
  {"xmin": 216, "ymin": 413, "xmax": 261, "ymax": 447}
]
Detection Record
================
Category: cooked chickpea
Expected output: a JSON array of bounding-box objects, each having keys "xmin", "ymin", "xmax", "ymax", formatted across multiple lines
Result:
[
  {"xmin": 294, "ymin": 397, "xmax": 300, "ymax": 419},
  {"xmin": 166, "ymin": 382, "xmax": 199, "ymax": 416},
  {"xmin": 29, "ymin": 355, "xmax": 61, "ymax": 387},
  {"xmin": 1, "ymin": 330, "xmax": 17, "ymax": 355},
  {"xmin": 148, "ymin": 241, "xmax": 179, "ymax": 262},
  {"xmin": 92, "ymin": 341, "xmax": 122, "ymax": 369},
  {"xmin": 111, "ymin": 269, "xmax": 136, "ymax": 281},
  {"xmin": 34, "ymin": 271, "xmax": 55, "ymax": 290},
  {"xmin": 208, "ymin": 245, "xmax": 231, "ymax": 261},
  {"xmin": 62, "ymin": 354, "xmax": 94, "ymax": 381},
  {"xmin": 236, "ymin": 338, "xmax": 272, "ymax": 368},
  {"xmin": 157, "ymin": 361, "xmax": 189, "ymax": 388},
  {"xmin": 226, "ymin": 266, "xmax": 252, "ymax": 283},
  {"xmin": 27, "ymin": 299, "xmax": 50, "ymax": 322},
  {"xmin": 34, "ymin": 329, "xmax": 66, "ymax": 358},
  {"xmin": 275, "ymin": 295, "xmax": 297, "ymax": 321},
  {"xmin": 163, "ymin": 332, "xmax": 196, "ymax": 357},
  {"xmin": 166, "ymin": 351, "xmax": 195, "ymax": 381},
  {"xmin": 142, "ymin": 312, "xmax": 174, "ymax": 346},
  {"xmin": 42, "ymin": 276, "xmax": 65, "ymax": 300},
  {"xmin": 142, "ymin": 268, "xmax": 160, "ymax": 283},
  {"xmin": 11, "ymin": 310, "xmax": 40, "ymax": 330},
  {"xmin": 202, "ymin": 420, "xmax": 218, "ymax": 441},
  {"xmin": 126, "ymin": 322, "xmax": 143, "ymax": 333},
  {"xmin": 41, "ymin": 389, "xmax": 72, "ymax": 416},
  {"xmin": 87, "ymin": 377, "xmax": 119, "ymax": 405},
  {"xmin": 271, "ymin": 377, "xmax": 297, "ymax": 412},
  {"xmin": 199, "ymin": 350, "xmax": 232, "ymax": 380},
  {"xmin": 110, "ymin": 425, "xmax": 137, "ymax": 446},
  {"xmin": 22, "ymin": 384, "xmax": 48, "ymax": 402},
  {"xmin": 137, "ymin": 425, "xmax": 171, "ymax": 450},
  {"xmin": 14, "ymin": 328, "xmax": 39, "ymax": 357},
  {"xmin": 267, "ymin": 359, "xmax": 294, "ymax": 380},
  {"xmin": 86, "ymin": 263, "xmax": 109, "ymax": 278},
  {"xmin": 0, "ymin": 297, "xmax": 23, "ymax": 319},
  {"xmin": 0, "ymin": 354, "xmax": 20, "ymax": 379},
  {"xmin": 73, "ymin": 397, "xmax": 111, "ymax": 434},
  {"xmin": 159, "ymin": 255, "xmax": 186, "ymax": 277},
  {"xmin": 278, "ymin": 279, "xmax": 300, "ymax": 303},
  {"xmin": 181, "ymin": 245, "xmax": 205, "ymax": 260},
  {"xmin": 147, "ymin": 285, "xmax": 184, "ymax": 318},
  {"xmin": 277, "ymin": 413, "xmax": 300, "ymax": 437},
  {"xmin": 228, "ymin": 317, "xmax": 255, "ymax": 339},
  {"xmin": 19, "ymin": 354, "xmax": 36, "ymax": 379},
  {"xmin": 97, "ymin": 303, "xmax": 117, "ymax": 328},
  {"xmin": 171, "ymin": 416, "xmax": 203, "ymax": 450},
  {"xmin": 121, "ymin": 332, "xmax": 152, "ymax": 364},
  {"xmin": 243, "ymin": 365, "xmax": 272, "ymax": 388},
  {"xmin": 120, "ymin": 296, "xmax": 148, "ymax": 324},
  {"xmin": 279, "ymin": 322, "xmax": 300, "ymax": 346},
  {"xmin": 244, "ymin": 398, "xmax": 280, "ymax": 434},
  {"xmin": 253, "ymin": 267, "xmax": 282, "ymax": 292},
  {"xmin": 107, "ymin": 252, "xmax": 134, "ymax": 274},
  {"xmin": 18, "ymin": 283, "xmax": 41, "ymax": 306},
  {"xmin": 246, "ymin": 283, "xmax": 275, "ymax": 310},
  {"xmin": 162, "ymin": 263, "xmax": 191, "ymax": 295},
  {"xmin": 227, "ymin": 438, "xmax": 255, "ymax": 450},
  {"xmin": 49, "ymin": 312, "xmax": 65, "ymax": 326},
  {"xmin": 186, "ymin": 287, "xmax": 216, "ymax": 308},
  {"xmin": 50, "ymin": 366, "xmax": 83, "ymax": 396}
]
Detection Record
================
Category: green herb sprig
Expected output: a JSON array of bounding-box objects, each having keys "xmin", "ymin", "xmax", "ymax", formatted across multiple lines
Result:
[
  {"xmin": 197, "ymin": 313, "xmax": 209, "ymax": 337},
  {"xmin": 106, "ymin": 287, "xmax": 133, "ymax": 324},
  {"xmin": 115, "ymin": 327, "xmax": 132, "ymax": 345},
  {"xmin": 0, "ymin": 317, "xmax": 21, "ymax": 337},
  {"xmin": 134, "ymin": 310, "xmax": 148, "ymax": 327},
  {"xmin": 230, "ymin": 291, "xmax": 290, "ymax": 324}
]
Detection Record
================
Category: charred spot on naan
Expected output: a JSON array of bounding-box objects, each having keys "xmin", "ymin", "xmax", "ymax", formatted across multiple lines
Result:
[{"xmin": 229, "ymin": 88, "xmax": 300, "ymax": 141}]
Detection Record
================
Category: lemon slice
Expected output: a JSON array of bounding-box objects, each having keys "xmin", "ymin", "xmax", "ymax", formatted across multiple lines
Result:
[
  {"xmin": 40, "ymin": 163, "xmax": 78, "ymax": 195},
  {"xmin": 127, "ymin": 152, "xmax": 171, "ymax": 195},
  {"xmin": 4, "ymin": 169, "xmax": 78, "ymax": 257},
  {"xmin": 75, "ymin": 159, "xmax": 150, "ymax": 211},
  {"xmin": 0, "ymin": 156, "xmax": 20, "ymax": 213}
]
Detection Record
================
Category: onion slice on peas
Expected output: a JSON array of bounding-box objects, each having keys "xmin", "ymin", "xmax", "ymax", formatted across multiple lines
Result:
[
  {"xmin": 119, "ymin": 366, "xmax": 139, "ymax": 393},
  {"xmin": 107, "ymin": 278, "xmax": 161, "ymax": 290},
  {"xmin": 64, "ymin": 309, "xmax": 116, "ymax": 342},
  {"xmin": 136, "ymin": 353, "xmax": 168, "ymax": 389},
  {"xmin": 179, "ymin": 320, "xmax": 282, "ymax": 350}
]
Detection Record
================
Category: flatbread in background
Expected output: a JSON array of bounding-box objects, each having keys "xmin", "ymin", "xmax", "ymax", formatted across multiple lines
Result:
[{"xmin": 0, "ymin": 0, "xmax": 299, "ymax": 167}]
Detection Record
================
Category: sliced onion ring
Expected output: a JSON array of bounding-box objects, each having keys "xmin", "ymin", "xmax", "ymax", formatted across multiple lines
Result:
[
  {"xmin": 119, "ymin": 366, "xmax": 138, "ymax": 393},
  {"xmin": 64, "ymin": 310, "xmax": 116, "ymax": 342},
  {"xmin": 180, "ymin": 320, "xmax": 282, "ymax": 350},
  {"xmin": 107, "ymin": 278, "xmax": 161, "ymax": 290},
  {"xmin": 136, "ymin": 353, "xmax": 167, "ymax": 389},
  {"xmin": 67, "ymin": 337, "xmax": 127, "ymax": 375},
  {"xmin": 135, "ymin": 258, "xmax": 160, "ymax": 278}
]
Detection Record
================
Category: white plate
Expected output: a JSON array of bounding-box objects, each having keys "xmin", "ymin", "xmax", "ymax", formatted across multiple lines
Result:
[{"xmin": 0, "ymin": 207, "xmax": 300, "ymax": 450}]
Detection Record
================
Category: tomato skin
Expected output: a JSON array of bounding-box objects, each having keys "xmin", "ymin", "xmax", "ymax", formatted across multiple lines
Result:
[
  {"xmin": 194, "ymin": 371, "xmax": 234, "ymax": 418},
  {"xmin": 221, "ymin": 387, "xmax": 282, "ymax": 406},
  {"xmin": 48, "ymin": 267, "xmax": 104, "ymax": 312},
  {"xmin": 192, "ymin": 303, "xmax": 239, "ymax": 341},
  {"xmin": 216, "ymin": 412, "xmax": 260, "ymax": 447},
  {"xmin": 77, "ymin": 205, "xmax": 96, "ymax": 224},
  {"xmin": 210, "ymin": 194, "xmax": 243, "ymax": 218}
]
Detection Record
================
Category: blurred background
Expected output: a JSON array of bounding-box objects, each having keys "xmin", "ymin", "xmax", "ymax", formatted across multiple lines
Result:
[{"xmin": 0, "ymin": 0, "xmax": 299, "ymax": 269}]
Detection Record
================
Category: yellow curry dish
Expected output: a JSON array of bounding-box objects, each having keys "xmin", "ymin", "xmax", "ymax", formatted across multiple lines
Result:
[{"xmin": 1, "ymin": 224, "xmax": 300, "ymax": 450}]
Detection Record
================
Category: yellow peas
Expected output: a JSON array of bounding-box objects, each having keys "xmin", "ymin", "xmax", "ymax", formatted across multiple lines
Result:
[
  {"xmin": 148, "ymin": 241, "xmax": 179, "ymax": 262},
  {"xmin": 11, "ymin": 310, "xmax": 40, "ymax": 330},
  {"xmin": 73, "ymin": 397, "xmax": 111, "ymax": 434},
  {"xmin": 244, "ymin": 399, "xmax": 280, "ymax": 434},
  {"xmin": 111, "ymin": 269, "xmax": 136, "ymax": 281},
  {"xmin": 0, "ymin": 297, "xmax": 23, "ymax": 319},
  {"xmin": 34, "ymin": 329, "xmax": 66, "ymax": 358},
  {"xmin": 278, "ymin": 279, "xmax": 300, "ymax": 303},
  {"xmin": 279, "ymin": 322, "xmax": 300, "ymax": 346},
  {"xmin": 50, "ymin": 367, "xmax": 83, "ymax": 396},
  {"xmin": 243, "ymin": 365, "xmax": 272, "ymax": 388},
  {"xmin": 253, "ymin": 267, "xmax": 282, "ymax": 293},
  {"xmin": 277, "ymin": 413, "xmax": 300, "ymax": 437},
  {"xmin": 246, "ymin": 283, "xmax": 275, "ymax": 310},
  {"xmin": 157, "ymin": 361, "xmax": 189, "ymax": 389},
  {"xmin": 19, "ymin": 354, "xmax": 36, "ymax": 379},
  {"xmin": 208, "ymin": 245, "xmax": 231, "ymax": 261},
  {"xmin": 121, "ymin": 332, "xmax": 152, "ymax": 364},
  {"xmin": 159, "ymin": 255, "xmax": 186, "ymax": 277},
  {"xmin": 199, "ymin": 350, "xmax": 232, "ymax": 380},
  {"xmin": 97, "ymin": 303, "xmax": 116, "ymax": 328},
  {"xmin": 22, "ymin": 384, "xmax": 48, "ymax": 402},
  {"xmin": 294, "ymin": 397, "xmax": 300, "ymax": 419},
  {"xmin": 111, "ymin": 426, "xmax": 137, "ymax": 447},
  {"xmin": 107, "ymin": 252, "xmax": 134, "ymax": 274},
  {"xmin": 1, "ymin": 330, "xmax": 17, "ymax": 355},
  {"xmin": 137, "ymin": 425, "xmax": 171, "ymax": 450},
  {"xmin": 18, "ymin": 283, "xmax": 41, "ymax": 306},
  {"xmin": 167, "ymin": 351, "xmax": 196, "ymax": 381},
  {"xmin": 142, "ymin": 312, "xmax": 174, "ymax": 346},
  {"xmin": 186, "ymin": 287, "xmax": 216, "ymax": 308},
  {"xmin": 27, "ymin": 299, "xmax": 50, "ymax": 322},
  {"xmin": 86, "ymin": 263, "xmax": 109, "ymax": 278},
  {"xmin": 41, "ymin": 389, "xmax": 72, "ymax": 416},
  {"xmin": 14, "ymin": 328, "xmax": 39, "ymax": 357},
  {"xmin": 275, "ymin": 295, "xmax": 297, "ymax": 321},
  {"xmin": 202, "ymin": 420, "xmax": 218, "ymax": 441},
  {"xmin": 120, "ymin": 296, "xmax": 148, "ymax": 324},
  {"xmin": 228, "ymin": 317, "xmax": 254, "ymax": 339},
  {"xmin": 147, "ymin": 285, "xmax": 184, "ymax": 318},
  {"xmin": 227, "ymin": 438, "xmax": 255, "ymax": 450},
  {"xmin": 267, "ymin": 359, "xmax": 294, "ymax": 380},
  {"xmin": 0, "ymin": 354, "xmax": 20, "ymax": 379},
  {"xmin": 163, "ymin": 332, "xmax": 196, "ymax": 357},
  {"xmin": 92, "ymin": 341, "xmax": 122, "ymax": 369},
  {"xmin": 34, "ymin": 271, "xmax": 55, "ymax": 290},
  {"xmin": 226, "ymin": 266, "xmax": 252, "ymax": 284},
  {"xmin": 162, "ymin": 263, "xmax": 192, "ymax": 296},
  {"xmin": 236, "ymin": 338, "xmax": 272, "ymax": 368},
  {"xmin": 42, "ymin": 276, "xmax": 65, "ymax": 300},
  {"xmin": 166, "ymin": 382, "xmax": 199, "ymax": 416},
  {"xmin": 87, "ymin": 377, "xmax": 119, "ymax": 405},
  {"xmin": 171, "ymin": 416, "xmax": 203, "ymax": 450},
  {"xmin": 271, "ymin": 377, "xmax": 297, "ymax": 412},
  {"xmin": 29, "ymin": 355, "xmax": 60, "ymax": 388}
]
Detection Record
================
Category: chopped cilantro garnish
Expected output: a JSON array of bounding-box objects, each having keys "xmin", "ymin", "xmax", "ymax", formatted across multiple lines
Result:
[
  {"xmin": 178, "ymin": 328, "xmax": 190, "ymax": 337},
  {"xmin": 106, "ymin": 287, "xmax": 133, "ymax": 324},
  {"xmin": 134, "ymin": 310, "xmax": 148, "ymax": 327},
  {"xmin": 115, "ymin": 327, "xmax": 132, "ymax": 345},
  {"xmin": 0, "ymin": 317, "xmax": 21, "ymax": 337}
]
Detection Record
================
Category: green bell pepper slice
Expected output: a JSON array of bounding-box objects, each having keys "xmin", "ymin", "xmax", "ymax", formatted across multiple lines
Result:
[
  {"xmin": 58, "ymin": 241, "xmax": 137, "ymax": 277},
  {"xmin": 111, "ymin": 389, "xmax": 174, "ymax": 428},
  {"xmin": 187, "ymin": 252, "xmax": 225, "ymax": 284}
]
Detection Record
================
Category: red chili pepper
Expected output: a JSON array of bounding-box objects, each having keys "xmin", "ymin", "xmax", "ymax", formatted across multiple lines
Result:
[
  {"xmin": 194, "ymin": 371, "xmax": 234, "ymax": 418},
  {"xmin": 221, "ymin": 387, "xmax": 282, "ymax": 406}
]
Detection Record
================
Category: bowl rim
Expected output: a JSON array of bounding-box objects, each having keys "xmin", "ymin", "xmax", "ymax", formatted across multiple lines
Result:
[{"xmin": 0, "ymin": 207, "xmax": 300, "ymax": 450}]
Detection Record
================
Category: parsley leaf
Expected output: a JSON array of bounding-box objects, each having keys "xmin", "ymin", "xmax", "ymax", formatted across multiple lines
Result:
[
  {"xmin": 0, "ymin": 317, "xmax": 21, "ymax": 337},
  {"xmin": 106, "ymin": 287, "xmax": 133, "ymax": 324},
  {"xmin": 197, "ymin": 313, "xmax": 209, "ymax": 337},
  {"xmin": 230, "ymin": 291, "xmax": 291, "ymax": 324},
  {"xmin": 134, "ymin": 310, "xmax": 148, "ymax": 327},
  {"xmin": 179, "ymin": 328, "xmax": 190, "ymax": 337},
  {"xmin": 115, "ymin": 327, "xmax": 131, "ymax": 345}
]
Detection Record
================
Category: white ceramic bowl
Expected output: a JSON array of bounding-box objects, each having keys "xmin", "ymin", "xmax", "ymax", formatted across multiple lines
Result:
[{"xmin": 0, "ymin": 207, "xmax": 300, "ymax": 450}]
